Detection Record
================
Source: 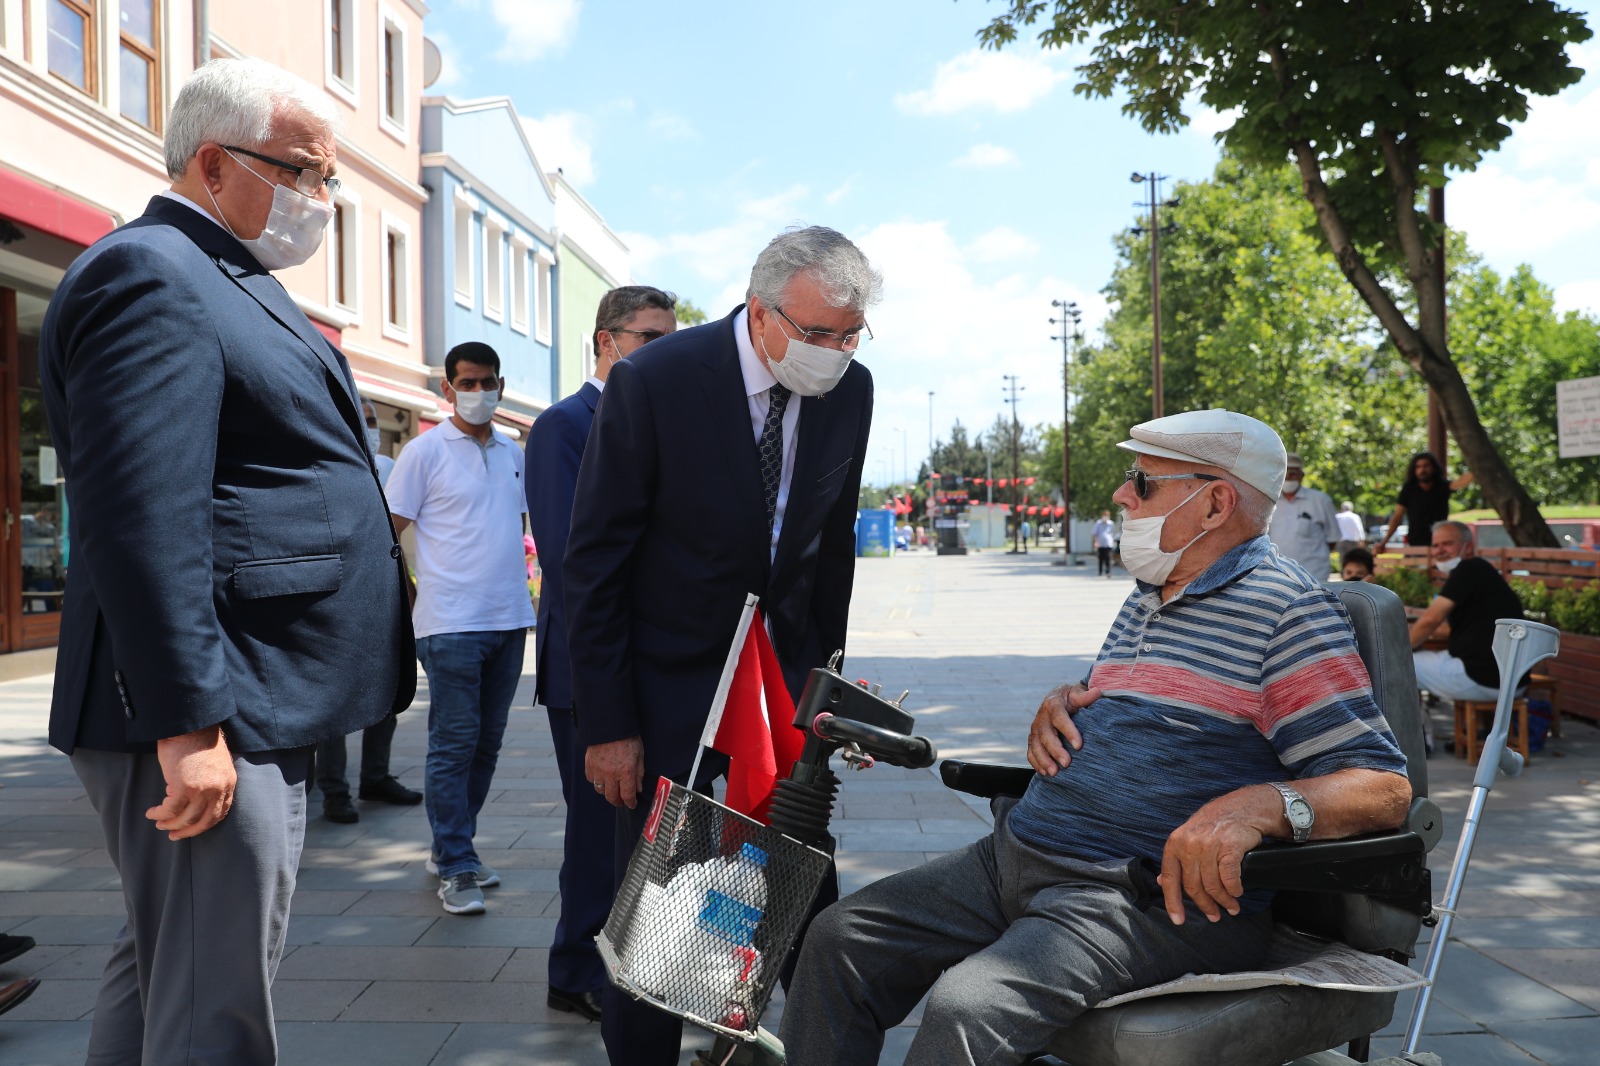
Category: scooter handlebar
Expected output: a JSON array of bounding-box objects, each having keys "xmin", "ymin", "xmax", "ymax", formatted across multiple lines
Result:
[{"xmin": 810, "ymin": 713, "xmax": 937, "ymax": 769}]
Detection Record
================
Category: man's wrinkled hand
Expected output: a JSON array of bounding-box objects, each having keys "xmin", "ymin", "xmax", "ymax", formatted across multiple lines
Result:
[
  {"xmin": 586, "ymin": 736, "xmax": 645, "ymax": 809},
  {"xmin": 1157, "ymin": 793, "xmax": 1267, "ymax": 925},
  {"xmin": 145, "ymin": 725, "xmax": 236, "ymax": 840},
  {"xmin": 1027, "ymin": 683, "xmax": 1101, "ymax": 776}
]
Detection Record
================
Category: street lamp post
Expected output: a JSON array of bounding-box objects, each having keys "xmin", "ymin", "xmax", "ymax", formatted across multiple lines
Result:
[
  {"xmin": 1131, "ymin": 172, "xmax": 1178, "ymax": 420},
  {"xmin": 1051, "ymin": 299, "xmax": 1082, "ymax": 558},
  {"xmin": 1002, "ymin": 374, "xmax": 1024, "ymax": 554}
]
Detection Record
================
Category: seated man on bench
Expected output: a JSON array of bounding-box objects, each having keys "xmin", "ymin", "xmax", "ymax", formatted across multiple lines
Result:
[{"xmin": 780, "ymin": 409, "xmax": 1413, "ymax": 1066}]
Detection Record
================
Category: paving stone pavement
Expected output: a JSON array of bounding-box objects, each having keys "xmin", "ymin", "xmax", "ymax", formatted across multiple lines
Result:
[{"xmin": 0, "ymin": 548, "xmax": 1597, "ymax": 1065}]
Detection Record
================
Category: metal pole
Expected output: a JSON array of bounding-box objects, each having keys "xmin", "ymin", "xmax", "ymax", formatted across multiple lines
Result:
[
  {"xmin": 1003, "ymin": 375, "xmax": 1023, "ymax": 554},
  {"xmin": 1150, "ymin": 176, "xmax": 1164, "ymax": 420}
]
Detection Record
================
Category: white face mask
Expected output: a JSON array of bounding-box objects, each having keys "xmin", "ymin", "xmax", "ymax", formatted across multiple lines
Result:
[
  {"xmin": 1281, "ymin": 479, "xmax": 1302, "ymax": 495},
  {"xmin": 1117, "ymin": 483, "xmax": 1211, "ymax": 585},
  {"xmin": 207, "ymin": 150, "xmax": 334, "ymax": 271},
  {"xmin": 452, "ymin": 388, "xmax": 499, "ymax": 426},
  {"xmin": 365, "ymin": 426, "xmax": 381, "ymax": 454},
  {"xmin": 759, "ymin": 330, "xmax": 855, "ymax": 397},
  {"xmin": 1436, "ymin": 555, "xmax": 1463, "ymax": 574}
]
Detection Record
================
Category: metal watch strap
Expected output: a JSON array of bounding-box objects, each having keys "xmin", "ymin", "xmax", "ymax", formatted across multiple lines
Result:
[{"xmin": 1270, "ymin": 781, "xmax": 1313, "ymax": 843}]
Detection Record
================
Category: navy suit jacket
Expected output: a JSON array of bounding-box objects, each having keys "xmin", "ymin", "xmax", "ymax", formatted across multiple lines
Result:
[
  {"xmin": 563, "ymin": 307, "xmax": 871, "ymax": 781},
  {"xmin": 39, "ymin": 196, "xmax": 416, "ymax": 755},
  {"xmin": 525, "ymin": 379, "xmax": 600, "ymax": 710}
]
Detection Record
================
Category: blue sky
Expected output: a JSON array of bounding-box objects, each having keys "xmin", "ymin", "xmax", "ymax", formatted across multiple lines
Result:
[{"xmin": 425, "ymin": 0, "xmax": 1600, "ymax": 488}]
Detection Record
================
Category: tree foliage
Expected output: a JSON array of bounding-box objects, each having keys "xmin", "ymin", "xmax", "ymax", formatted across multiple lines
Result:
[
  {"xmin": 675, "ymin": 297, "xmax": 709, "ymax": 326},
  {"xmin": 977, "ymin": 0, "xmax": 1592, "ymax": 545}
]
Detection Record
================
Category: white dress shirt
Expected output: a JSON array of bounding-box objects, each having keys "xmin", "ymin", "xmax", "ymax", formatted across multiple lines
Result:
[{"xmin": 733, "ymin": 306, "xmax": 802, "ymax": 560}]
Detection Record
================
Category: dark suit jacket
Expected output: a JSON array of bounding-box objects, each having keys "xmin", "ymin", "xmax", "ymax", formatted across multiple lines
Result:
[
  {"xmin": 39, "ymin": 196, "xmax": 415, "ymax": 755},
  {"xmin": 564, "ymin": 307, "xmax": 871, "ymax": 780},
  {"xmin": 525, "ymin": 379, "xmax": 600, "ymax": 710}
]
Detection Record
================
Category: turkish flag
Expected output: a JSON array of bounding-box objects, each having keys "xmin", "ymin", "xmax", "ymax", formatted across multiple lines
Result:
[{"xmin": 709, "ymin": 610, "xmax": 804, "ymax": 824}]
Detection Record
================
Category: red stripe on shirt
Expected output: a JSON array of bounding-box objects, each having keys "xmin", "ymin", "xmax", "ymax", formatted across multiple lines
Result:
[
  {"xmin": 1259, "ymin": 652, "xmax": 1373, "ymax": 730},
  {"xmin": 1088, "ymin": 662, "xmax": 1262, "ymax": 720}
]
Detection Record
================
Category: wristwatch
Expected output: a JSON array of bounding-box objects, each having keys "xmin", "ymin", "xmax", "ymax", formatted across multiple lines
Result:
[{"xmin": 1270, "ymin": 782, "xmax": 1315, "ymax": 843}]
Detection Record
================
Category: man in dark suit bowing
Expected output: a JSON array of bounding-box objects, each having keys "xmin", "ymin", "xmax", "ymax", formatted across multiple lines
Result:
[
  {"xmin": 38, "ymin": 58, "xmax": 413, "ymax": 1065},
  {"xmin": 565, "ymin": 225, "xmax": 878, "ymax": 1064},
  {"xmin": 525, "ymin": 285, "xmax": 678, "ymax": 1021}
]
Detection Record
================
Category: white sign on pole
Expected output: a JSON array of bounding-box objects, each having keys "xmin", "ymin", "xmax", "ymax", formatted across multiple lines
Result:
[{"xmin": 1557, "ymin": 376, "xmax": 1600, "ymax": 459}]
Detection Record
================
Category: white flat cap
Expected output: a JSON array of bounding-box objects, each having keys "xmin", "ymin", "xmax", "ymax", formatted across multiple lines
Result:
[{"xmin": 1118, "ymin": 409, "xmax": 1287, "ymax": 501}]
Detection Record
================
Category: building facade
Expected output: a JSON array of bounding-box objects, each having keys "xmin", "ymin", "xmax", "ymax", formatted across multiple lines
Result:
[
  {"xmin": 550, "ymin": 170, "xmax": 631, "ymax": 399},
  {"xmin": 420, "ymin": 95, "xmax": 557, "ymax": 428},
  {"xmin": 0, "ymin": 0, "xmax": 434, "ymax": 669}
]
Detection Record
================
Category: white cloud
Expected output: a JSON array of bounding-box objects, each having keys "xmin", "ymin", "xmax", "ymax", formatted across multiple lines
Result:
[
  {"xmin": 520, "ymin": 112, "xmax": 596, "ymax": 187},
  {"xmin": 953, "ymin": 143, "xmax": 1020, "ymax": 169},
  {"xmin": 490, "ymin": 0, "xmax": 580, "ymax": 62},
  {"xmin": 896, "ymin": 48, "xmax": 1067, "ymax": 115},
  {"xmin": 970, "ymin": 226, "xmax": 1039, "ymax": 263},
  {"xmin": 648, "ymin": 111, "xmax": 697, "ymax": 141},
  {"xmin": 1450, "ymin": 163, "xmax": 1600, "ymax": 262},
  {"xmin": 825, "ymin": 180, "xmax": 853, "ymax": 206},
  {"xmin": 619, "ymin": 185, "xmax": 811, "ymax": 307},
  {"xmin": 425, "ymin": 31, "xmax": 467, "ymax": 93},
  {"xmin": 1555, "ymin": 279, "xmax": 1600, "ymax": 317}
]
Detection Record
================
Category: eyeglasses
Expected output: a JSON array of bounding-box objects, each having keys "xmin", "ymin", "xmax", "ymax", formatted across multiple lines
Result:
[
  {"xmin": 224, "ymin": 145, "xmax": 342, "ymax": 197},
  {"xmin": 607, "ymin": 328, "xmax": 668, "ymax": 344},
  {"xmin": 1124, "ymin": 469, "xmax": 1220, "ymax": 500},
  {"xmin": 773, "ymin": 306, "xmax": 872, "ymax": 352}
]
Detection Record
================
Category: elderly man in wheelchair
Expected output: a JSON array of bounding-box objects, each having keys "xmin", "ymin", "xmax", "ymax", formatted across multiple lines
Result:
[{"xmin": 779, "ymin": 410, "xmax": 1418, "ymax": 1066}]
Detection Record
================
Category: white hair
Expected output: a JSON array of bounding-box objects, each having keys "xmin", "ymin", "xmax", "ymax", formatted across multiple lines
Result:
[
  {"xmin": 1230, "ymin": 477, "xmax": 1276, "ymax": 533},
  {"xmin": 747, "ymin": 226, "xmax": 883, "ymax": 311},
  {"xmin": 164, "ymin": 58, "xmax": 339, "ymax": 180}
]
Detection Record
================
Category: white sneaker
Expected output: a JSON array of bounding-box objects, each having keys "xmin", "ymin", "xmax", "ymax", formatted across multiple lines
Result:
[
  {"xmin": 438, "ymin": 871, "xmax": 486, "ymax": 915},
  {"xmin": 426, "ymin": 856, "xmax": 500, "ymax": 888}
]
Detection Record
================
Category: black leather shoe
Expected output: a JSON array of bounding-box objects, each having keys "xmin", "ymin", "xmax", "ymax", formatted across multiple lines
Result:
[
  {"xmin": 359, "ymin": 775, "xmax": 423, "ymax": 806},
  {"xmin": 547, "ymin": 987, "xmax": 602, "ymax": 1022},
  {"xmin": 0, "ymin": 934, "xmax": 35, "ymax": 966},
  {"xmin": 0, "ymin": 978, "xmax": 39, "ymax": 1016},
  {"xmin": 323, "ymin": 793, "xmax": 359, "ymax": 823}
]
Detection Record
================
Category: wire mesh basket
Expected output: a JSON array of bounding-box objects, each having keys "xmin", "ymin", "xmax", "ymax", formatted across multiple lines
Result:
[{"xmin": 598, "ymin": 778, "xmax": 831, "ymax": 1040}]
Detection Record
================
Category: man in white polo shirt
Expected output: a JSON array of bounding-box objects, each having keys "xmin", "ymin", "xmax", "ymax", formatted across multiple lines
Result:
[{"xmin": 386, "ymin": 342, "xmax": 536, "ymax": 915}]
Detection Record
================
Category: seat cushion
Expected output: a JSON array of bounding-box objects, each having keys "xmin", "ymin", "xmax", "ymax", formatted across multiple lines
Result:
[{"xmin": 1049, "ymin": 986, "xmax": 1398, "ymax": 1066}]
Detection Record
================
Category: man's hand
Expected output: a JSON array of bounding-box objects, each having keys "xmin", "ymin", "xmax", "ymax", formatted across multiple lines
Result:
[
  {"xmin": 586, "ymin": 736, "xmax": 645, "ymax": 809},
  {"xmin": 1158, "ymin": 787, "xmax": 1274, "ymax": 925},
  {"xmin": 1027, "ymin": 683, "xmax": 1101, "ymax": 776},
  {"xmin": 146, "ymin": 725, "xmax": 236, "ymax": 840}
]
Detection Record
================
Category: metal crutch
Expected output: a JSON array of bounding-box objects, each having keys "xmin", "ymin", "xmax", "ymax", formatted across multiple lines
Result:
[{"xmin": 1402, "ymin": 618, "xmax": 1560, "ymax": 1053}]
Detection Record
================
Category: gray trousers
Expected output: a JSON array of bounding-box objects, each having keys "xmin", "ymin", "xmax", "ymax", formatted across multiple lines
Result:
[
  {"xmin": 780, "ymin": 802, "xmax": 1274, "ymax": 1066},
  {"xmin": 72, "ymin": 746, "xmax": 312, "ymax": 1066}
]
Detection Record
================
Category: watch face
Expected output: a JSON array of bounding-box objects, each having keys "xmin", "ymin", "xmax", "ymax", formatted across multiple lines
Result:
[{"xmin": 1288, "ymin": 798, "xmax": 1314, "ymax": 827}]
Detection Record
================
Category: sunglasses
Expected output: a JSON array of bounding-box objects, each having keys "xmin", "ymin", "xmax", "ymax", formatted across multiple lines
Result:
[{"xmin": 1124, "ymin": 469, "xmax": 1220, "ymax": 500}]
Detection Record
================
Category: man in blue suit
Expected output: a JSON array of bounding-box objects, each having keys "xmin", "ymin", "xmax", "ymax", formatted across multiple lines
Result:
[
  {"xmin": 565, "ymin": 226, "xmax": 878, "ymax": 1064},
  {"xmin": 37, "ymin": 58, "xmax": 413, "ymax": 1065},
  {"xmin": 525, "ymin": 285, "xmax": 678, "ymax": 1021}
]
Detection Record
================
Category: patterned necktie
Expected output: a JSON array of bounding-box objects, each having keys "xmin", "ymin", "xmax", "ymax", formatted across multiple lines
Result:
[{"xmin": 759, "ymin": 383, "xmax": 793, "ymax": 531}]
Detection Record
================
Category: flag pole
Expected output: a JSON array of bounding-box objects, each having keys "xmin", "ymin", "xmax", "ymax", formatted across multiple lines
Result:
[{"xmin": 687, "ymin": 593, "xmax": 761, "ymax": 791}]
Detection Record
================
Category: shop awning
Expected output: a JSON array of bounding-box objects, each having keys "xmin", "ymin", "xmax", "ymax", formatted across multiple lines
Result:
[{"xmin": 0, "ymin": 168, "xmax": 117, "ymax": 248}]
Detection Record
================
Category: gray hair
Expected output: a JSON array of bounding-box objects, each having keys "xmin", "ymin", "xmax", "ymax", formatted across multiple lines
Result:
[
  {"xmin": 747, "ymin": 226, "xmax": 883, "ymax": 312},
  {"xmin": 1433, "ymin": 519, "xmax": 1474, "ymax": 544},
  {"xmin": 164, "ymin": 58, "xmax": 339, "ymax": 180},
  {"xmin": 594, "ymin": 285, "xmax": 677, "ymax": 346},
  {"xmin": 1230, "ymin": 477, "xmax": 1276, "ymax": 534}
]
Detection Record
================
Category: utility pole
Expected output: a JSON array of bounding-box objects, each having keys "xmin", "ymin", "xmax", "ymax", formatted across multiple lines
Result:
[
  {"xmin": 1131, "ymin": 172, "xmax": 1177, "ymax": 420},
  {"xmin": 1051, "ymin": 299, "xmax": 1082, "ymax": 558},
  {"xmin": 927, "ymin": 391, "xmax": 935, "ymax": 455},
  {"xmin": 1002, "ymin": 375, "xmax": 1024, "ymax": 554}
]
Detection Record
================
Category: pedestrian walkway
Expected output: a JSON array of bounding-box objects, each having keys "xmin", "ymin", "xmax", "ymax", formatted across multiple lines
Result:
[{"xmin": 0, "ymin": 550, "xmax": 1596, "ymax": 1064}]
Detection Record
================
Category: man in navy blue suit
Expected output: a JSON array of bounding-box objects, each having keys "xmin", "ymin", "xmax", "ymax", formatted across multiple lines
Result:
[
  {"xmin": 525, "ymin": 285, "xmax": 678, "ymax": 1022},
  {"xmin": 37, "ymin": 59, "xmax": 413, "ymax": 1065},
  {"xmin": 565, "ymin": 226, "xmax": 878, "ymax": 1064}
]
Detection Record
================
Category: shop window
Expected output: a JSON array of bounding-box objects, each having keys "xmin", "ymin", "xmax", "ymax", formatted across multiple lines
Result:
[
  {"xmin": 119, "ymin": 0, "xmax": 160, "ymax": 130},
  {"xmin": 47, "ymin": 0, "xmax": 95, "ymax": 96}
]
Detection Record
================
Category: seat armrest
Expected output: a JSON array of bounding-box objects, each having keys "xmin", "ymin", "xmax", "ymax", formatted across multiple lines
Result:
[
  {"xmin": 939, "ymin": 760, "xmax": 1032, "ymax": 799},
  {"xmin": 1241, "ymin": 830, "xmax": 1432, "ymax": 914}
]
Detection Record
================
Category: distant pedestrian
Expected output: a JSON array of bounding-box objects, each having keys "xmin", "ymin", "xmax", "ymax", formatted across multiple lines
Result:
[
  {"xmin": 1267, "ymin": 452, "xmax": 1338, "ymax": 580},
  {"xmin": 1093, "ymin": 509, "xmax": 1117, "ymax": 576},
  {"xmin": 525, "ymin": 285, "xmax": 677, "ymax": 1021},
  {"xmin": 315, "ymin": 399, "xmax": 423, "ymax": 824},
  {"xmin": 1379, "ymin": 451, "xmax": 1473, "ymax": 549},
  {"xmin": 37, "ymin": 57, "xmax": 414, "ymax": 1063},
  {"xmin": 1340, "ymin": 546, "xmax": 1377, "ymax": 582},
  {"xmin": 387, "ymin": 342, "xmax": 535, "ymax": 916},
  {"xmin": 1335, "ymin": 500, "xmax": 1365, "ymax": 558}
]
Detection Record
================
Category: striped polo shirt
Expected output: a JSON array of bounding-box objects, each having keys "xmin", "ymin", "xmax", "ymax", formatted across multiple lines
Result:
[{"xmin": 1007, "ymin": 535, "xmax": 1407, "ymax": 887}]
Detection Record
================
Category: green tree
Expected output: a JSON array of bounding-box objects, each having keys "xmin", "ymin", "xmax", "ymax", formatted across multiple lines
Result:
[
  {"xmin": 978, "ymin": 0, "xmax": 1591, "ymax": 545},
  {"xmin": 675, "ymin": 297, "xmax": 708, "ymax": 326}
]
